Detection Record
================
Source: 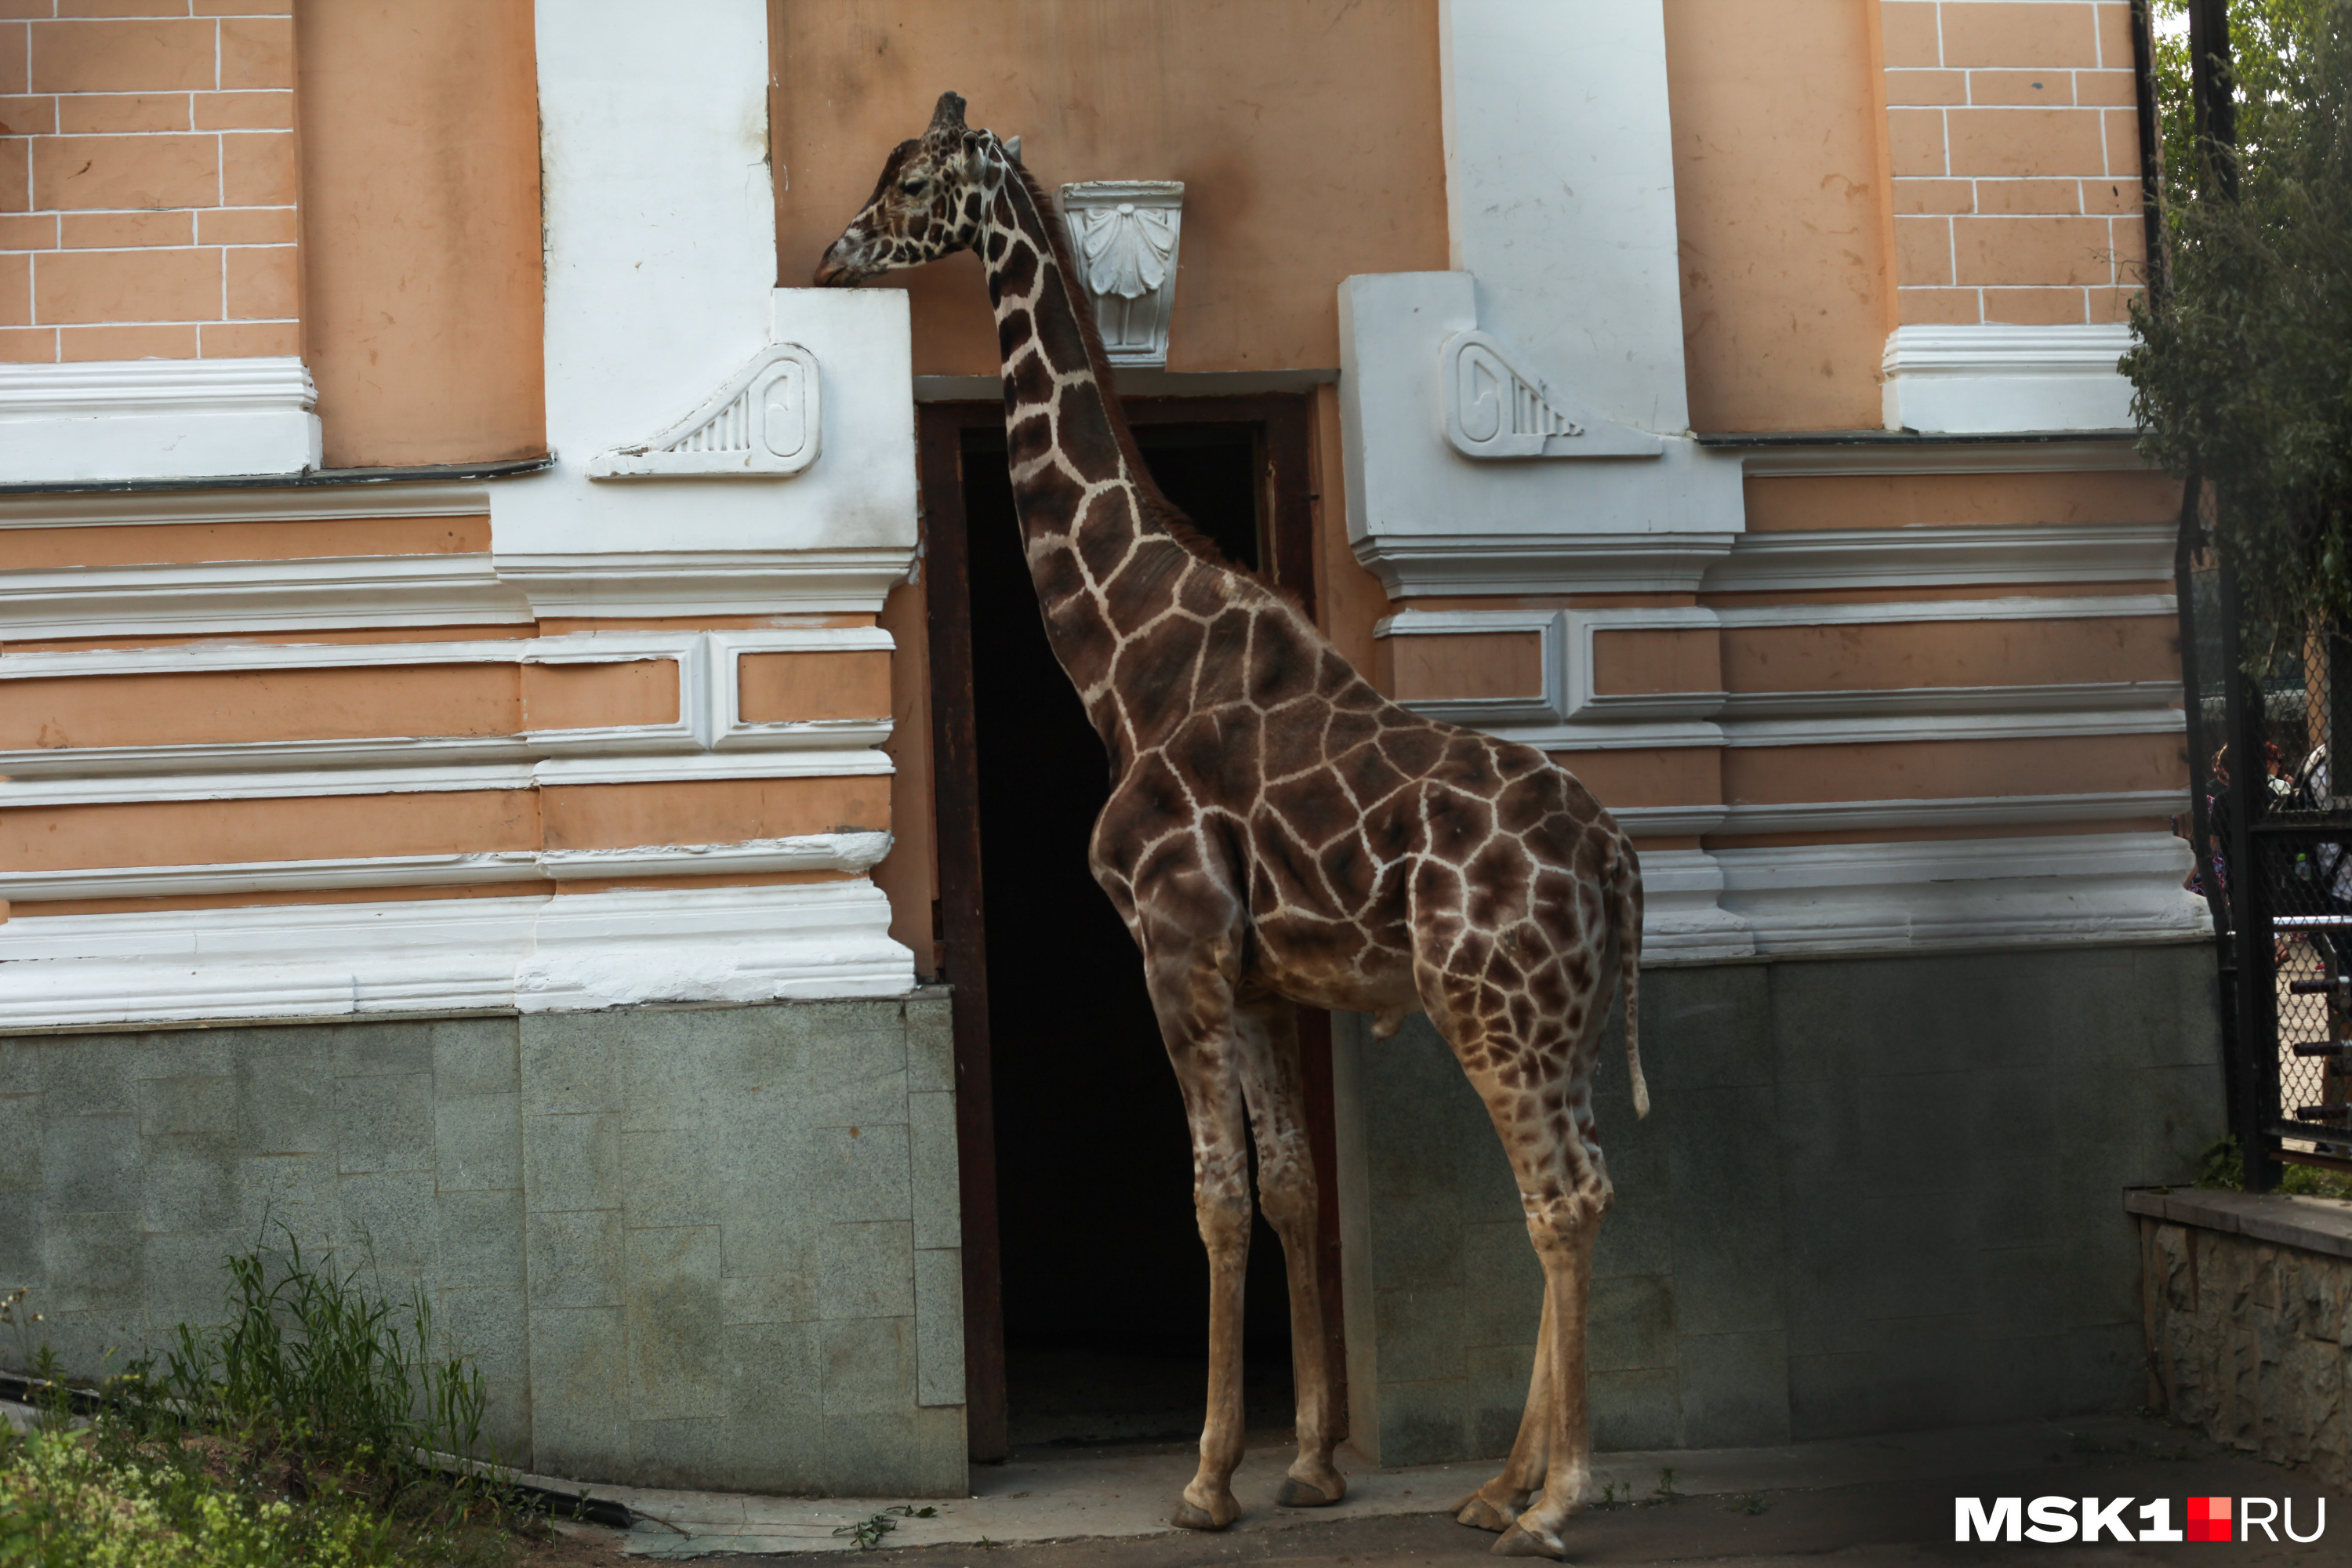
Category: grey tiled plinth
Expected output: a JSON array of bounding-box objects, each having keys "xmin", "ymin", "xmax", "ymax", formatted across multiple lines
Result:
[
  {"xmin": 1334, "ymin": 942, "xmax": 2224, "ymax": 1466},
  {"xmin": 0, "ymin": 989, "xmax": 964, "ymax": 1497}
]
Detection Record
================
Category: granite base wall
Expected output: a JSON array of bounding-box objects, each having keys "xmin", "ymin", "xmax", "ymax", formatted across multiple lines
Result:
[
  {"xmin": 0, "ymin": 990, "xmax": 965, "ymax": 1496},
  {"xmin": 1334, "ymin": 941, "xmax": 2226, "ymax": 1465},
  {"xmin": 2139, "ymin": 1201, "xmax": 2352, "ymax": 1490}
]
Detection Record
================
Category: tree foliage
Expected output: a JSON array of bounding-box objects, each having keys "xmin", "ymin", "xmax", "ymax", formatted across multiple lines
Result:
[{"xmin": 2125, "ymin": 0, "xmax": 2352, "ymax": 656}]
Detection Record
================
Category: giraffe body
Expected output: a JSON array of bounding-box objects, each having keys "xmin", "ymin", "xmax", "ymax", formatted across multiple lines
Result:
[{"xmin": 818, "ymin": 94, "xmax": 1647, "ymax": 1559}]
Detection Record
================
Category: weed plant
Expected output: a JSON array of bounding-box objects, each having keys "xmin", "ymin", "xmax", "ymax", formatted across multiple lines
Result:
[{"xmin": 0, "ymin": 1232, "xmax": 529, "ymax": 1568}]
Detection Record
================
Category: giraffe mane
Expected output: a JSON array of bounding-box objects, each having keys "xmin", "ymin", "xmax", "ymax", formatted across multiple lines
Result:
[{"xmin": 1002, "ymin": 151, "xmax": 1250, "ymax": 579}]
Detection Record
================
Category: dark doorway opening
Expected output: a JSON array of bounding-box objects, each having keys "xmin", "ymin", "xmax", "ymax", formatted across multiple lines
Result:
[
  {"xmin": 968, "ymin": 422, "xmax": 1290, "ymax": 1451},
  {"xmin": 917, "ymin": 397, "xmax": 1341, "ymax": 1461}
]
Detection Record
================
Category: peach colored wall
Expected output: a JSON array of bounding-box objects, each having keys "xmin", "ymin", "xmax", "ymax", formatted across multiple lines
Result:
[
  {"xmin": 1882, "ymin": 0, "xmax": 2147, "ymax": 324},
  {"xmin": 1742, "ymin": 470, "xmax": 2179, "ymax": 532},
  {"xmin": 298, "ymin": 0, "xmax": 544, "ymax": 466},
  {"xmin": 1722, "ymin": 614, "xmax": 2174, "ymax": 692},
  {"xmin": 539, "ymin": 777, "xmax": 891, "ymax": 851},
  {"xmin": 0, "ymin": 2, "xmax": 297, "ymax": 364},
  {"xmin": 1387, "ymin": 632, "xmax": 1544, "ymax": 703},
  {"xmin": 1592, "ymin": 627, "xmax": 1725, "ymax": 697},
  {"xmin": 3, "ymin": 513, "xmax": 491, "ymax": 568},
  {"xmin": 738, "ymin": 650, "xmax": 893, "ymax": 724},
  {"xmin": 2, "ymin": 664, "xmax": 517, "ymax": 749},
  {"xmin": 13, "ymin": 789, "xmax": 539, "ymax": 873},
  {"xmin": 1723, "ymin": 730, "xmax": 2181, "ymax": 804},
  {"xmin": 768, "ymin": 0, "xmax": 1447, "ymax": 376},
  {"xmin": 2, "ymin": 659, "xmax": 677, "ymax": 750},
  {"xmin": 521, "ymin": 660, "xmax": 681, "ymax": 730},
  {"xmin": 1548, "ymin": 745, "xmax": 1724, "ymax": 811},
  {"xmin": 1664, "ymin": 0, "xmax": 1895, "ymax": 432}
]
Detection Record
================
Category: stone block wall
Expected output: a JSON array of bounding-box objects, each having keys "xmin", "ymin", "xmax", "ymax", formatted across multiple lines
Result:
[
  {"xmin": 2135, "ymin": 1189, "xmax": 2352, "ymax": 1491},
  {"xmin": 1334, "ymin": 940, "xmax": 2224, "ymax": 1465},
  {"xmin": 0, "ymin": 989, "xmax": 964, "ymax": 1496}
]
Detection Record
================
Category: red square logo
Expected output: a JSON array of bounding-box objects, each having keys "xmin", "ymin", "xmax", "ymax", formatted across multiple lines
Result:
[{"xmin": 2187, "ymin": 1497, "xmax": 2233, "ymax": 1541}]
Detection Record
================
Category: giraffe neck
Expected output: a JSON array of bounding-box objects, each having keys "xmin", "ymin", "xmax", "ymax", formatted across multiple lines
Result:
[{"xmin": 973, "ymin": 150, "xmax": 1200, "ymax": 759}]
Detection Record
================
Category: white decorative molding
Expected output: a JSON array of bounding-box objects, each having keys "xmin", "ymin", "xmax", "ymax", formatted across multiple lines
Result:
[
  {"xmin": 0, "ymin": 627, "xmax": 895, "ymax": 808},
  {"xmin": 0, "ymin": 358, "xmax": 322, "ymax": 484},
  {"xmin": 588, "ymin": 343, "xmax": 821, "ymax": 480},
  {"xmin": 0, "ymin": 555, "xmax": 534, "ymax": 641},
  {"xmin": 1354, "ymin": 531, "xmax": 1740, "ymax": 599},
  {"xmin": 1708, "ymin": 592, "xmax": 2177, "ymax": 629},
  {"xmin": 1711, "ymin": 831, "xmax": 2206, "ymax": 956},
  {"xmin": 0, "ymin": 482, "xmax": 492, "ymax": 530},
  {"xmin": 1440, "ymin": 329, "xmax": 1662, "ymax": 459},
  {"xmin": 1704, "ymin": 524, "xmax": 2175, "ymax": 594},
  {"xmin": 1881, "ymin": 324, "xmax": 2136, "ymax": 435},
  {"xmin": 1634, "ymin": 848, "xmax": 1756, "ymax": 962},
  {"xmin": 1058, "ymin": 182, "xmax": 1184, "ymax": 367},
  {"xmin": 0, "ymin": 832, "xmax": 894, "ymax": 904},
  {"xmin": 1378, "ymin": 597, "xmax": 2180, "ymax": 751},
  {"xmin": 1373, "ymin": 608, "xmax": 1570, "ymax": 728},
  {"xmin": 0, "ymin": 881, "xmax": 916, "ymax": 1028},
  {"xmin": 492, "ymin": 548, "xmax": 911, "ymax": 619}
]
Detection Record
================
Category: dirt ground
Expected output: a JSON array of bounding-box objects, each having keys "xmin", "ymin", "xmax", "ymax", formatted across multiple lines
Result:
[{"xmin": 533, "ymin": 1445, "xmax": 2338, "ymax": 1566}]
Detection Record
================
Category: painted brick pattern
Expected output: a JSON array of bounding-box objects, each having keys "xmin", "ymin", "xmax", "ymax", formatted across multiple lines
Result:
[
  {"xmin": 1882, "ymin": 0, "xmax": 2147, "ymax": 325},
  {"xmin": 0, "ymin": 2, "xmax": 297, "ymax": 364}
]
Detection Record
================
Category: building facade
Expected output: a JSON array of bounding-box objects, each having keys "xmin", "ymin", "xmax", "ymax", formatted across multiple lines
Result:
[{"xmin": 2, "ymin": 1, "xmax": 2218, "ymax": 1494}]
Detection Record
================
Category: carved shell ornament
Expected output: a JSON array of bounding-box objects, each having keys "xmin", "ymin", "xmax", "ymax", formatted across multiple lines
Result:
[
  {"xmin": 1074, "ymin": 201, "xmax": 1178, "ymax": 300},
  {"xmin": 1057, "ymin": 180, "xmax": 1183, "ymax": 366}
]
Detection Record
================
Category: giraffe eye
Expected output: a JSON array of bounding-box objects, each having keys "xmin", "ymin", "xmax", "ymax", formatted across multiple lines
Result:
[{"xmin": 900, "ymin": 178, "xmax": 927, "ymax": 197}]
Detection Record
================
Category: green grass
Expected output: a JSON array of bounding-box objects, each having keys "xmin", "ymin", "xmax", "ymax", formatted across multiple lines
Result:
[{"xmin": 1, "ymin": 1232, "xmax": 537, "ymax": 1568}]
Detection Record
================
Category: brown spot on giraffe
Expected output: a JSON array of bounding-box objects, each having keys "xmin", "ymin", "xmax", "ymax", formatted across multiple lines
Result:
[{"xmin": 815, "ymin": 90, "xmax": 1649, "ymax": 1561}]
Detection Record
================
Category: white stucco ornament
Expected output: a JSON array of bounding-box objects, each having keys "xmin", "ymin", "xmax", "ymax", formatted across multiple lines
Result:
[
  {"xmin": 1058, "ymin": 181, "xmax": 1184, "ymax": 367},
  {"xmin": 588, "ymin": 343, "xmax": 821, "ymax": 479},
  {"xmin": 1440, "ymin": 329, "xmax": 1661, "ymax": 459}
]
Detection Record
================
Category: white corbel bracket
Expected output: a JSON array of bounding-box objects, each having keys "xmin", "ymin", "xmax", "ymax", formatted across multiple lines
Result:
[
  {"xmin": 1441, "ymin": 329, "xmax": 1661, "ymax": 459},
  {"xmin": 1059, "ymin": 180, "xmax": 1185, "ymax": 368},
  {"xmin": 588, "ymin": 343, "xmax": 821, "ymax": 479}
]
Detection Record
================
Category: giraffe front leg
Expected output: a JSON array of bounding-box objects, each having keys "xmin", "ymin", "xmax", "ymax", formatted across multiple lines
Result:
[
  {"xmin": 1174, "ymin": 1124, "xmax": 1250, "ymax": 1531},
  {"xmin": 1236, "ymin": 1007, "xmax": 1345, "ymax": 1509}
]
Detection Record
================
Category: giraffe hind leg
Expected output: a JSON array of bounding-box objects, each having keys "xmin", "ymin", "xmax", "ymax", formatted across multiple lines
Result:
[{"xmin": 1454, "ymin": 1282, "xmax": 1554, "ymax": 1531}]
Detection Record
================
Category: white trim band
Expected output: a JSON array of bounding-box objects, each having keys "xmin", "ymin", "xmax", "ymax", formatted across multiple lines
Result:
[
  {"xmin": 0, "ymin": 832, "xmax": 895, "ymax": 903},
  {"xmin": 1881, "ymin": 324, "xmax": 2136, "ymax": 436},
  {"xmin": 0, "ymin": 358, "xmax": 323, "ymax": 484},
  {"xmin": 0, "ymin": 881, "xmax": 917, "ymax": 1027}
]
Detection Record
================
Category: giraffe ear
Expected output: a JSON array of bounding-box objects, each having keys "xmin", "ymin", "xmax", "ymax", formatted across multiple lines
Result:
[
  {"xmin": 1004, "ymin": 135, "xmax": 1022, "ymax": 166},
  {"xmin": 927, "ymin": 91, "xmax": 967, "ymax": 135}
]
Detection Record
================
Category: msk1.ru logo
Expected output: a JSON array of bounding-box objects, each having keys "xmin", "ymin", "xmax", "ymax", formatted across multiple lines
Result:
[{"xmin": 1954, "ymin": 1497, "xmax": 2325, "ymax": 1543}]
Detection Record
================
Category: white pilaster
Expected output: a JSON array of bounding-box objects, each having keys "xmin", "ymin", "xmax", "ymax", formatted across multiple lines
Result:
[{"xmin": 493, "ymin": 2, "xmax": 916, "ymax": 612}]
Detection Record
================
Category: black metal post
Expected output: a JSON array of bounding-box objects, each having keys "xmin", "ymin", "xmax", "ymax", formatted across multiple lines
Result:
[{"xmin": 2218, "ymin": 561, "xmax": 2277, "ymax": 1190}]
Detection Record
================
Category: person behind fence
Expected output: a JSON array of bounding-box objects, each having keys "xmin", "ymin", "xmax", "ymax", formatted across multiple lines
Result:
[{"xmin": 2296, "ymin": 742, "xmax": 2352, "ymax": 913}]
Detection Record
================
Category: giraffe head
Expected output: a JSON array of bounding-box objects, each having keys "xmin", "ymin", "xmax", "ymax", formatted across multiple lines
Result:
[{"xmin": 813, "ymin": 90, "xmax": 1014, "ymax": 287}]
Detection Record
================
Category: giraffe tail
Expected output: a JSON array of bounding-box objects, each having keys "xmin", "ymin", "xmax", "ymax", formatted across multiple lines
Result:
[{"xmin": 1611, "ymin": 839, "xmax": 1649, "ymax": 1120}]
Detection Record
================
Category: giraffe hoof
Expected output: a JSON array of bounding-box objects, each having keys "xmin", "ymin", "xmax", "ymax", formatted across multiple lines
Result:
[
  {"xmin": 1454, "ymin": 1494, "xmax": 1518, "ymax": 1532},
  {"xmin": 1171, "ymin": 1498, "xmax": 1237, "ymax": 1532},
  {"xmin": 1492, "ymin": 1521, "xmax": 1566, "ymax": 1559},
  {"xmin": 1276, "ymin": 1476, "xmax": 1345, "ymax": 1508}
]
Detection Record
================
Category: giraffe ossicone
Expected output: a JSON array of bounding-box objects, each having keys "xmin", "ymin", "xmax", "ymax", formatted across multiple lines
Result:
[{"xmin": 816, "ymin": 90, "xmax": 1650, "ymax": 1560}]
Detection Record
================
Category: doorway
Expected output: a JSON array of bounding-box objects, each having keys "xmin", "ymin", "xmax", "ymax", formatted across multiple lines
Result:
[{"xmin": 916, "ymin": 397, "xmax": 1343, "ymax": 1461}]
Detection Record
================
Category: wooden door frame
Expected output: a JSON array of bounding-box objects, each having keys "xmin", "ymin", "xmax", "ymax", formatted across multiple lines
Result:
[{"xmin": 918, "ymin": 394, "xmax": 1345, "ymax": 1462}]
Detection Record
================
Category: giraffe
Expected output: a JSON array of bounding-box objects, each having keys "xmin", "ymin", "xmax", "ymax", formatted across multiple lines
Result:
[{"xmin": 815, "ymin": 93, "xmax": 1650, "ymax": 1561}]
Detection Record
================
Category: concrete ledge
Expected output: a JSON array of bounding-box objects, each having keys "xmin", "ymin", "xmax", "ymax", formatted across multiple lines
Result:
[{"xmin": 2124, "ymin": 1186, "xmax": 2352, "ymax": 1262}]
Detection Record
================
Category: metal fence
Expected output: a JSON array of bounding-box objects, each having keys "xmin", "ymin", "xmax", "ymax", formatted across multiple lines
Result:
[{"xmin": 2183, "ymin": 482, "xmax": 2352, "ymax": 1188}]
